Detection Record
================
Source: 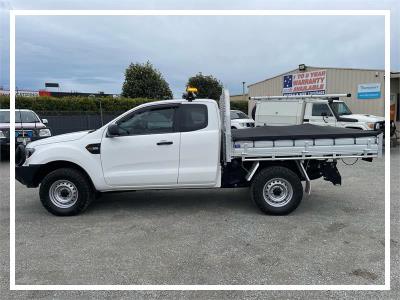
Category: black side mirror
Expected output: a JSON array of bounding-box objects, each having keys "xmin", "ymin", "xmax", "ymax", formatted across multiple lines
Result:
[
  {"xmin": 107, "ymin": 124, "xmax": 120, "ymax": 137},
  {"xmin": 321, "ymin": 112, "xmax": 327, "ymax": 117}
]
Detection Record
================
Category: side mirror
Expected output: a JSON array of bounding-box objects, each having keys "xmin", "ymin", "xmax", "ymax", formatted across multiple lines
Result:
[
  {"xmin": 42, "ymin": 119, "xmax": 48, "ymax": 124},
  {"xmin": 107, "ymin": 124, "xmax": 120, "ymax": 137},
  {"xmin": 320, "ymin": 112, "xmax": 327, "ymax": 117}
]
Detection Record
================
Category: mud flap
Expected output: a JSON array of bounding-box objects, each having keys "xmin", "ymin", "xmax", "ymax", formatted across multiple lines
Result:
[{"xmin": 321, "ymin": 161, "xmax": 341, "ymax": 185}]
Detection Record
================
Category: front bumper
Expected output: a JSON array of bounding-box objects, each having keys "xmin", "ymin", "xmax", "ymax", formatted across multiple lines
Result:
[{"xmin": 15, "ymin": 164, "xmax": 41, "ymax": 187}]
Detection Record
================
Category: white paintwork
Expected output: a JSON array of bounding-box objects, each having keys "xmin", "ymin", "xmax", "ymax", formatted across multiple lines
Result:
[
  {"xmin": 29, "ymin": 130, "xmax": 89, "ymax": 146},
  {"xmin": 304, "ymin": 102, "xmax": 337, "ymax": 127},
  {"xmin": 101, "ymin": 132, "xmax": 181, "ymax": 187},
  {"xmin": 256, "ymin": 100, "xmax": 304, "ymax": 126},
  {"xmin": 177, "ymin": 102, "xmax": 220, "ymax": 186},
  {"xmin": 24, "ymin": 99, "xmax": 223, "ymax": 191},
  {"xmin": 255, "ymin": 98, "xmax": 384, "ymax": 131}
]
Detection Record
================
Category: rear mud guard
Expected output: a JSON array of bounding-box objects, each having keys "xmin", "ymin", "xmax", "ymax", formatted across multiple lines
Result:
[{"xmin": 320, "ymin": 161, "xmax": 342, "ymax": 185}]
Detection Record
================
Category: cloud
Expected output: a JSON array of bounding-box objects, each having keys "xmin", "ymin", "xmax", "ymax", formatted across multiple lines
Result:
[{"xmin": 1, "ymin": 0, "xmax": 398, "ymax": 97}]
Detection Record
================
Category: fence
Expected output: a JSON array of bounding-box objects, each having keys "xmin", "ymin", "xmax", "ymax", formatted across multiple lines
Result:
[{"xmin": 37, "ymin": 112, "xmax": 123, "ymax": 135}]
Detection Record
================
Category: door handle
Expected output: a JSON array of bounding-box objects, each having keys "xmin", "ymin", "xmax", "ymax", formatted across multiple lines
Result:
[{"xmin": 157, "ymin": 141, "xmax": 173, "ymax": 145}]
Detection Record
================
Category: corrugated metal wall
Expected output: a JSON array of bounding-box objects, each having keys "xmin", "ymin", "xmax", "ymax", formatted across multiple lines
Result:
[
  {"xmin": 230, "ymin": 94, "xmax": 248, "ymax": 102},
  {"xmin": 248, "ymin": 67, "xmax": 385, "ymax": 117}
]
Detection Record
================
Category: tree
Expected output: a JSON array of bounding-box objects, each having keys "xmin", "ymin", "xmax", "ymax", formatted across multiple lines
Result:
[
  {"xmin": 186, "ymin": 73, "xmax": 223, "ymax": 100},
  {"xmin": 122, "ymin": 61, "xmax": 173, "ymax": 99}
]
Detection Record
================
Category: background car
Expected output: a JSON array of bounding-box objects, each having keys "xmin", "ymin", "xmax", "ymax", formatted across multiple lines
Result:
[
  {"xmin": 230, "ymin": 110, "xmax": 254, "ymax": 129},
  {"xmin": 0, "ymin": 109, "xmax": 51, "ymax": 158}
]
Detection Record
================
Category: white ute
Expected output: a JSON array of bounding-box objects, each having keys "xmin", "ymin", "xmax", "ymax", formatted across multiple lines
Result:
[
  {"xmin": 15, "ymin": 90, "xmax": 383, "ymax": 216},
  {"xmin": 252, "ymin": 94, "xmax": 385, "ymax": 131}
]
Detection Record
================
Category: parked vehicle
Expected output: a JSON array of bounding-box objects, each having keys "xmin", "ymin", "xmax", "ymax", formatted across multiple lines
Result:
[
  {"xmin": 15, "ymin": 90, "xmax": 382, "ymax": 216},
  {"xmin": 230, "ymin": 110, "xmax": 254, "ymax": 129},
  {"xmin": 0, "ymin": 109, "xmax": 51, "ymax": 158},
  {"xmin": 252, "ymin": 94, "xmax": 385, "ymax": 131}
]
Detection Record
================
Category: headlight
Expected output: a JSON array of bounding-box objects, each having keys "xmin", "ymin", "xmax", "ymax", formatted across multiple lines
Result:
[
  {"xmin": 25, "ymin": 147, "xmax": 35, "ymax": 159},
  {"xmin": 366, "ymin": 122, "xmax": 375, "ymax": 129},
  {"xmin": 0, "ymin": 130, "xmax": 5, "ymax": 139},
  {"xmin": 38, "ymin": 128, "xmax": 51, "ymax": 137},
  {"xmin": 375, "ymin": 122, "xmax": 382, "ymax": 130}
]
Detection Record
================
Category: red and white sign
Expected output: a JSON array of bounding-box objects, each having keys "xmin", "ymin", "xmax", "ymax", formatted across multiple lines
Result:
[
  {"xmin": 282, "ymin": 70, "xmax": 327, "ymax": 96},
  {"xmin": 0, "ymin": 89, "xmax": 39, "ymax": 97}
]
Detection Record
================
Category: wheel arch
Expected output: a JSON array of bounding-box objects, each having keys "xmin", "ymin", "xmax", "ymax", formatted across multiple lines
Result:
[
  {"xmin": 254, "ymin": 160, "xmax": 303, "ymax": 180},
  {"xmin": 33, "ymin": 160, "xmax": 95, "ymax": 189}
]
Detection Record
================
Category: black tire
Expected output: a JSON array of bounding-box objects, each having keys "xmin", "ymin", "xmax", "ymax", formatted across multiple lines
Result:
[
  {"xmin": 39, "ymin": 168, "xmax": 94, "ymax": 216},
  {"xmin": 1, "ymin": 148, "xmax": 10, "ymax": 161},
  {"xmin": 251, "ymin": 166, "xmax": 303, "ymax": 215}
]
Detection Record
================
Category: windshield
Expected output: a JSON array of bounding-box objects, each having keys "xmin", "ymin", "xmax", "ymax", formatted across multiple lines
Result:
[
  {"xmin": 330, "ymin": 102, "xmax": 353, "ymax": 116},
  {"xmin": 0, "ymin": 111, "xmax": 40, "ymax": 123},
  {"xmin": 230, "ymin": 111, "xmax": 249, "ymax": 119}
]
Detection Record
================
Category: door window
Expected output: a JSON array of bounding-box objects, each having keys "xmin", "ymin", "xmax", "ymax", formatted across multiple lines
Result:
[
  {"xmin": 312, "ymin": 104, "xmax": 333, "ymax": 117},
  {"xmin": 117, "ymin": 107, "xmax": 175, "ymax": 135},
  {"xmin": 179, "ymin": 104, "xmax": 208, "ymax": 132}
]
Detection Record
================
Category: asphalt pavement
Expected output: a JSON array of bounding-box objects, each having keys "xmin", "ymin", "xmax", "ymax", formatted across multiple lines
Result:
[{"xmin": 0, "ymin": 149, "xmax": 399, "ymax": 299}]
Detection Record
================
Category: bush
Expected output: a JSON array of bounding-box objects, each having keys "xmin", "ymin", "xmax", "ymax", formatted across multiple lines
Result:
[
  {"xmin": 122, "ymin": 61, "xmax": 173, "ymax": 99},
  {"xmin": 0, "ymin": 95, "xmax": 156, "ymax": 112},
  {"xmin": 187, "ymin": 73, "xmax": 223, "ymax": 100}
]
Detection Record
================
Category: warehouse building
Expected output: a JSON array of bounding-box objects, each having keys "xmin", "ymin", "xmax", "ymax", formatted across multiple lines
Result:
[
  {"xmin": 230, "ymin": 93, "xmax": 248, "ymax": 102},
  {"xmin": 248, "ymin": 65, "xmax": 400, "ymax": 123}
]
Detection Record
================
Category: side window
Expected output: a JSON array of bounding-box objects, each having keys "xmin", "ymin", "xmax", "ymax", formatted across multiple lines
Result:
[
  {"xmin": 179, "ymin": 104, "xmax": 208, "ymax": 132},
  {"xmin": 312, "ymin": 104, "xmax": 333, "ymax": 117},
  {"xmin": 117, "ymin": 107, "xmax": 175, "ymax": 135}
]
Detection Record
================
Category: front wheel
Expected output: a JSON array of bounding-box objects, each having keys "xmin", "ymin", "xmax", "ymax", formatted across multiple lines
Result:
[
  {"xmin": 251, "ymin": 166, "xmax": 303, "ymax": 215},
  {"xmin": 39, "ymin": 168, "xmax": 94, "ymax": 216}
]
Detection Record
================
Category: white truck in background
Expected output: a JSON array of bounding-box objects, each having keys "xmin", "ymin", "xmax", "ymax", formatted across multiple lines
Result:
[{"xmin": 252, "ymin": 94, "xmax": 385, "ymax": 131}]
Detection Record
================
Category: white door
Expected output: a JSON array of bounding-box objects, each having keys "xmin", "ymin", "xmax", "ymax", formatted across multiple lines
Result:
[
  {"xmin": 176, "ymin": 103, "xmax": 220, "ymax": 186},
  {"xmin": 305, "ymin": 103, "xmax": 336, "ymax": 127},
  {"xmin": 101, "ymin": 105, "xmax": 180, "ymax": 187}
]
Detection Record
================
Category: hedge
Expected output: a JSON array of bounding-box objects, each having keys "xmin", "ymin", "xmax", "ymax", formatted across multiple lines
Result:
[
  {"xmin": 0, "ymin": 96, "xmax": 156, "ymax": 113},
  {"xmin": 0, "ymin": 95, "xmax": 248, "ymax": 114}
]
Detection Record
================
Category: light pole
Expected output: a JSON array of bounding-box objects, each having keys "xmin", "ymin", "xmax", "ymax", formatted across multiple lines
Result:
[{"xmin": 242, "ymin": 81, "xmax": 246, "ymax": 101}]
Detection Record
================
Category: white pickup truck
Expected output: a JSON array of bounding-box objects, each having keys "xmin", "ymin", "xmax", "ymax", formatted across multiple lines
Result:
[
  {"xmin": 252, "ymin": 94, "xmax": 385, "ymax": 131},
  {"xmin": 15, "ymin": 90, "xmax": 382, "ymax": 216}
]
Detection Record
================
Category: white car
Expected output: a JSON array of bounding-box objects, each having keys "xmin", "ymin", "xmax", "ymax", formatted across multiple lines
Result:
[
  {"xmin": 0, "ymin": 109, "xmax": 51, "ymax": 157},
  {"xmin": 230, "ymin": 110, "xmax": 254, "ymax": 129},
  {"xmin": 15, "ymin": 90, "xmax": 382, "ymax": 216}
]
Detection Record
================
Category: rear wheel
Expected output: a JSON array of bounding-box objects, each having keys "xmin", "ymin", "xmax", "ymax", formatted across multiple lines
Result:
[
  {"xmin": 251, "ymin": 166, "xmax": 303, "ymax": 215},
  {"xmin": 39, "ymin": 168, "xmax": 94, "ymax": 216}
]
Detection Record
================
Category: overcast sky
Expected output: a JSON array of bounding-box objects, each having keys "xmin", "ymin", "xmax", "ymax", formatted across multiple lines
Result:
[{"xmin": 0, "ymin": 0, "xmax": 399, "ymax": 97}]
